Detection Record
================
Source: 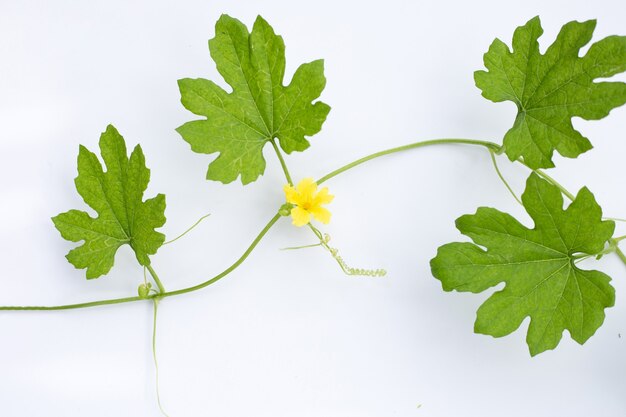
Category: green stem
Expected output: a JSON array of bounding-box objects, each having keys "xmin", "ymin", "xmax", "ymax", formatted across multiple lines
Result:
[
  {"xmin": 281, "ymin": 242, "xmax": 323, "ymax": 250},
  {"xmin": 308, "ymin": 223, "xmax": 324, "ymax": 240},
  {"xmin": 317, "ymin": 138, "xmax": 502, "ymax": 184},
  {"xmin": 314, "ymin": 137, "xmax": 626, "ymax": 271},
  {"xmin": 603, "ymin": 217, "xmax": 626, "ymax": 223},
  {"xmin": 613, "ymin": 235, "xmax": 626, "ymax": 243},
  {"xmin": 160, "ymin": 213, "xmax": 281, "ymax": 298},
  {"xmin": 517, "ymin": 162, "xmax": 576, "ymax": 201},
  {"xmin": 6, "ymin": 134, "xmax": 626, "ymax": 310},
  {"xmin": 573, "ymin": 245, "xmax": 616, "ymax": 261},
  {"xmin": 533, "ymin": 170, "xmax": 576, "ymax": 201},
  {"xmin": 614, "ymin": 246, "xmax": 626, "ymax": 265},
  {"xmin": 0, "ymin": 214, "xmax": 281, "ymax": 311},
  {"xmin": 152, "ymin": 299, "xmax": 170, "ymax": 417},
  {"xmin": 163, "ymin": 213, "xmax": 211, "ymax": 245},
  {"xmin": 147, "ymin": 265, "xmax": 166, "ymax": 294},
  {"xmin": 271, "ymin": 139, "xmax": 293, "ymax": 185},
  {"xmin": 489, "ymin": 150, "xmax": 522, "ymax": 206},
  {"xmin": 0, "ymin": 295, "xmax": 144, "ymax": 311}
]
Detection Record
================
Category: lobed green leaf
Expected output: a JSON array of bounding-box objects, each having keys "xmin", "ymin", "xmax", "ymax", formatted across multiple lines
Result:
[
  {"xmin": 177, "ymin": 15, "xmax": 331, "ymax": 185},
  {"xmin": 475, "ymin": 17, "xmax": 626, "ymax": 169},
  {"xmin": 431, "ymin": 174, "xmax": 615, "ymax": 355},
  {"xmin": 52, "ymin": 125, "xmax": 166, "ymax": 279}
]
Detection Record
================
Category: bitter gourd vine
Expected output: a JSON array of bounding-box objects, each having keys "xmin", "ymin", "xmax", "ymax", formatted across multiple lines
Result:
[{"xmin": 2, "ymin": 13, "xmax": 625, "ymax": 415}]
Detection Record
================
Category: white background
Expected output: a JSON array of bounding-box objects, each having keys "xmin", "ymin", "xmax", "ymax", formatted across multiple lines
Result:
[{"xmin": 1, "ymin": 0, "xmax": 625, "ymax": 416}]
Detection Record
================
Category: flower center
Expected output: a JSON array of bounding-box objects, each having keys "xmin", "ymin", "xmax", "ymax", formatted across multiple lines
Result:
[{"xmin": 302, "ymin": 202, "xmax": 312, "ymax": 210}]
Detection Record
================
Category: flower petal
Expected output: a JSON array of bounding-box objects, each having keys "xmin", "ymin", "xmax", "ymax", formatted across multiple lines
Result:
[
  {"xmin": 290, "ymin": 206, "xmax": 311, "ymax": 227},
  {"xmin": 310, "ymin": 206, "xmax": 331, "ymax": 224},
  {"xmin": 283, "ymin": 184, "xmax": 299, "ymax": 204},
  {"xmin": 313, "ymin": 187, "xmax": 334, "ymax": 206},
  {"xmin": 296, "ymin": 177, "xmax": 317, "ymax": 198}
]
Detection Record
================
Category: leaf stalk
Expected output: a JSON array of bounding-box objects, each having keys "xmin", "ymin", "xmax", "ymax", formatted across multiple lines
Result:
[
  {"xmin": 271, "ymin": 139, "xmax": 293, "ymax": 185},
  {"xmin": 147, "ymin": 265, "xmax": 166, "ymax": 294}
]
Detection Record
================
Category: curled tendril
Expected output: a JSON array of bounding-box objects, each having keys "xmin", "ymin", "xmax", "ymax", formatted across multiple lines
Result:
[{"xmin": 311, "ymin": 228, "xmax": 386, "ymax": 277}]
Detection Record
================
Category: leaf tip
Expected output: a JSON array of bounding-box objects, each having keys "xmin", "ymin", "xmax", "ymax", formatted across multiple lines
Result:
[
  {"xmin": 254, "ymin": 14, "xmax": 269, "ymax": 26},
  {"xmin": 103, "ymin": 124, "xmax": 120, "ymax": 137},
  {"xmin": 50, "ymin": 213, "xmax": 61, "ymax": 227},
  {"xmin": 523, "ymin": 15, "xmax": 542, "ymax": 31}
]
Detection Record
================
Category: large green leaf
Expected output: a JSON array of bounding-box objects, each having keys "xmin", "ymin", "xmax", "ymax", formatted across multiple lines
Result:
[
  {"xmin": 52, "ymin": 125, "xmax": 166, "ymax": 279},
  {"xmin": 475, "ymin": 17, "xmax": 626, "ymax": 169},
  {"xmin": 177, "ymin": 15, "xmax": 331, "ymax": 184},
  {"xmin": 431, "ymin": 174, "xmax": 615, "ymax": 355}
]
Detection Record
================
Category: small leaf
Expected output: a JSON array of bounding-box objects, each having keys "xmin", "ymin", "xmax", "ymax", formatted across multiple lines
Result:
[
  {"xmin": 177, "ymin": 15, "xmax": 331, "ymax": 184},
  {"xmin": 52, "ymin": 125, "xmax": 166, "ymax": 279},
  {"xmin": 475, "ymin": 17, "xmax": 626, "ymax": 169},
  {"xmin": 431, "ymin": 174, "xmax": 615, "ymax": 355}
]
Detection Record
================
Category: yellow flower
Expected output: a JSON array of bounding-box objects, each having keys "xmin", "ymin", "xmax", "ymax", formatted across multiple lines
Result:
[{"xmin": 283, "ymin": 178, "xmax": 334, "ymax": 227}]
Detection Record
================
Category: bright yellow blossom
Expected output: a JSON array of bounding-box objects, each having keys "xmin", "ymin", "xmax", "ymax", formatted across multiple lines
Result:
[{"xmin": 283, "ymin": 178, "xmax": 334, "ymax": 227}]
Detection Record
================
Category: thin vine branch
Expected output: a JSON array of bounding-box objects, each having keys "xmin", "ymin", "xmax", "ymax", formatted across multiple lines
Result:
[
  {"xmin": 4, "ymin": 135, "xmax": 626, "ymax": 311},
  {"xmin": 160, "ymin": 213, "xmax": 281, "ymax": 298},
  {"xmin": 519, "ymin": 163, "xmax": 576, "ymax": 201},
  {"xmin": 489, "ymin": 149, "xmax": 522, "ymax": 206},
  {"xmin": 316, "ymin": 138, "xmax": 502, "ymax": 184},
  {"xmin": 614, "ymin": 246, "xmax": 626, "ymax": 265},
  {"xmin": 0, "ymin": 213, "xmax": 281, "ymax": 310},
  {"xmin": 152, "ymin": 299, "xmax": 170, "ymax": 416},
  {"xmin": 163, "ymin": 213, "xmax": 211, "ymax": 245}
]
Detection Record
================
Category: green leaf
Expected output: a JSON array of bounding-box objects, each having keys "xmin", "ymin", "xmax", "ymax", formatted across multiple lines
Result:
[
  {"xmin": 475, "ymin": 17, "xmax": 626, "ymax": 169},
  {"xmin": 52, "ymin": 125, "xmax": 166, "ymax": 279},
  {"xmin": 176, "ymin": 14, "xmax": 331, "ymax": 184},
  {"xmin": 430, "ymin": 174, "xmax": 615, "ymax": 355}
]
